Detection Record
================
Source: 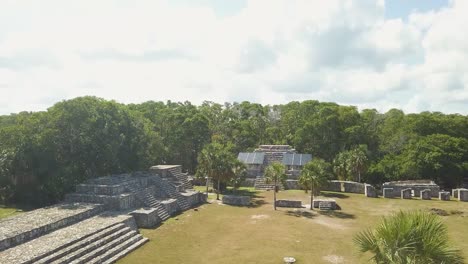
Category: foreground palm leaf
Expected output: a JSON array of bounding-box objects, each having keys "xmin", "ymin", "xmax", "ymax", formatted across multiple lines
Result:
[{"xmin": 354, "ymin": 211, "xmax": 463, "ymax": 264}]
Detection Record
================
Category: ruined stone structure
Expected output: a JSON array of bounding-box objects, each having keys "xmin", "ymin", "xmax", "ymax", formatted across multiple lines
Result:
[
  {"xmin": 439, "ymin": 191, "xmax": 451, "ymax": 201},
  {"xmin": 401, "ymin": 188, "xmax": 412, "ymax": 199},
  {"xmin": 420, "ymin": 189, "xmax": 432, "ymax": 200},
  {"xmin": 275, "ymin": 200, "xmax": 303, "ymax": 208},
  {"xmin": 312, "ymin": 197, "xmax": 337, "ymax": 210},
  {"xmin": 458, "ymin": 189, "xmax": 468, "ymax": 202},
  {"xmin": 364, "ymin": 184, "xmax": 377, "ymax": 198},
  {"xmin": 0, "ymin": 165, "xmax": 205, "ymax": 263},
  {"xmin": 382, "ymin": 180, "xmax": 440, "ymax": 198},
  {"xmin": 238, "ymin": 145, "xmax": 312, "ymax": 190},
  {"xmin": 222, "ymin": 195, "xmax": 251, "ymax": 206},
  {"xmin": 323, "ymin": 181, "xmax": 366, "ymax": 194},
  {"xmin": 383, "ymin": 188, "xmax": 394, "ymax": 198}
]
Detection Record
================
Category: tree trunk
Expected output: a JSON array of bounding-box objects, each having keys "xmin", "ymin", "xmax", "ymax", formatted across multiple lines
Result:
[
  {"xmin": 310, "ymin": 183, "xmax": 314, "ymax": 210},
  {"xmin": 274, "ymin": 179, "xmax": 277, "ymax": 210},
  {"xmin": 216, "ymin": 176, "xmax": 220, "ymax": 200},
  {"xmin": 358, "ymin": 170, "xmax": 361, "ymax": 183},
  {"xmin": 205, "ymin": 176, "xmax": 209, "ymax": 193}
]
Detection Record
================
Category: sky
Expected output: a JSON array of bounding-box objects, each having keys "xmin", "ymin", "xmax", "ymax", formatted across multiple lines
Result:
[{"xmin": 1, "ymin": 0, "xmax": 467, "ymax": 115}]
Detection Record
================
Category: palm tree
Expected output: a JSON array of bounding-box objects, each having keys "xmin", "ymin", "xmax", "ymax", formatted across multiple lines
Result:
[
  {"xmin": 264, "ymin": 162, "xmax": 286, "ymax": 210},
  {"xmin": 349, "ymin": 146, "xmax": 368, "ymax": 182},
  {"xmin": 354, "ymin": 210, "xmax": 464, "ymax": 264},
  {"xmin": 196, "ymin": 142, "xmax": 238, "ymax": 200},
  {"xmin": 299, "ymin": 159, "xmax": 331, "ymax": 210}
]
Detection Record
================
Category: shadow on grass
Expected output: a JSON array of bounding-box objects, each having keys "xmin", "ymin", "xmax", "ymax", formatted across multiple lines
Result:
[
  {"xmin": 222, "ymin": 188, "xmax": 264, "ymax": 199},
  {"xmin": 285, "ymin": 209, "xmax": 315, "ymax": 219},
  {"xmin": 248, "ymin": 199, "xmax": 267, "ymax": 208},
  {"xmin": 320, "ymin": 192, "xmax": 350, "ymax": 199},
  {"xmin": 318, "ymin": 210, "xmax": 355, "ymax": 219}
]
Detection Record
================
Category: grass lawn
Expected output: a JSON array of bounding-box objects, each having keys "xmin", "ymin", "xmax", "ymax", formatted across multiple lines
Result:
[
  {"xmin": 120, "ymin": 189, "xmax": 468, "ymax": 264},
  {"xmin": 0, "ymin": 206, "xmax": 22, "ymax": 220}
]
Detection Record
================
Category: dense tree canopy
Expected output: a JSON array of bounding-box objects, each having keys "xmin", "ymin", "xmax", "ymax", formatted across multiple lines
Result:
[{"xmin": 1, "ymin": 97, "xmax": 467, "ymax": 206}]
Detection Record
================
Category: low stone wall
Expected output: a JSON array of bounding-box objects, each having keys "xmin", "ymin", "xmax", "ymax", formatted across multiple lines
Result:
[
  {"xmin": 459, "ymin": 189, "xmax": 468, "ymax": 202},
  {"xmin": 365, "ymin": 184, "xmax": 377, "ymax": 198},
  {"xmin": 439, "ymin": 191, "xmax": 450, "ymax": 201},
  {"xmin": 276, "ymin": 200, "xmax": 302, "ymax": 208},
  {"xmin": 401, "ymin": 188, "xmax": 412, "ymax": 199},
  {"xmin": 312, "ymin": 197, "xmax": 336, "ymax": 209},
  {"xmin": 421, "ymin": 189, "xmax": 431, "ymax": 200},
  {"xmin": 130, "ymin": 208, "xmax": 161, "ymax": 228},
  {"xmin": 222, "ymin": 195, "xmax": 251, "ymax": 206},
  {"xmin": 382, "ymin": 181, "xmax": 440, "ymax": 197},
  {"xmin": 323, "ymin": 181, "xmax": 365, "ymax": 194},
  {"xmin": 383, "ymin": 188, "xmax": 394, "ymax": 198},
  {"xmin": 161, "ymin": 199, "xmax": 179, "ymax": 215}
]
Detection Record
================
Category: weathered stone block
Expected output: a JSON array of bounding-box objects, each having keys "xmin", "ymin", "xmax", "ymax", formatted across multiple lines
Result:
[
  {"xmin": 130, "ymin": 208, "xmax": 161, "ymax": 228},
  {"xmin": 383, "ymin": 188, "xmax": 393, "ymax": 198},
  {"xmin": 459, "ymin": 189, "xmax": 468, "ymax": 202},
  {"xmin": 276, "ymin": 200, "xmax": 302, "ymax": 208},
  {"xmin": 439, "ymin": 191, "xmax": 450, "ymax": 201},
  {"xmin": 312, "ymin": 197, "xmax": 336, "ymax": 209},
  {"xmin": 365, "ymin": 184, "xmax": 377, "ymax": 198},
  {"xmin": 401, "ymin": 188, "xmax": 412, "ymax": 199},
  {"xmin": 420, "ymin": 189, "xmax": 431, "ymax": 200},
  {"xmin": 222, "ymin": 195, "xmax": 251, "ymax": 206}
]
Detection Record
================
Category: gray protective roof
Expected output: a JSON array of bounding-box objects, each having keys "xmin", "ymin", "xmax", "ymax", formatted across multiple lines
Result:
[
  {"xmin": 282, "ymin": 153, "xmax": 312, "ymax": 166},
  {"xmin": 238, "ymin": 152, "xmax": 265, "ymax": 165}
]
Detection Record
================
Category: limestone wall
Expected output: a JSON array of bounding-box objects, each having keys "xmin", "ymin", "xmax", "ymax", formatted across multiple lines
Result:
[
  {"xmin": 382, "ymin": 181, "xmax": 440, "ymax": 197},
  {"xmin": 276, "ymin": 200, "xmax": 302, "ymax": 208},
  {"xmin": 323, "ymin": 181, "xmax": 365, "ymax": 194},
  {"xmin": 222, "ymin": 195, "xmax": 251, "ymax": 206},
  {"xmin": 285, "ymin": 180, "xmax": 300, "ymax": 190},
  {"xmin": 240, "ymin": 178, "xmax": 256, "ymax": 187},
  {"xmin": 65, "ymin": 193, "xmax": 137, "ymax": 210},
  {"xmin": 161, "ymin": 199, "xmax": 179, "ymax": 215}
]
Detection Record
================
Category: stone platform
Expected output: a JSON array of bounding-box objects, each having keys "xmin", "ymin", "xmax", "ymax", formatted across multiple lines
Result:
[
  {"xmin": 0, "ymin": 203, "xmax": 103, "ymax": 251},
  {"xmin": 0, "ymin": 211, "xmax": 143, "ymax": 264}
]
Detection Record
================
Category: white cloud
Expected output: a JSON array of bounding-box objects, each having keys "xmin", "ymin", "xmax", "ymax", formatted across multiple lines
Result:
[{"xmin": 0, "ymin": 0, "xmax": 466, "ymax": 114}]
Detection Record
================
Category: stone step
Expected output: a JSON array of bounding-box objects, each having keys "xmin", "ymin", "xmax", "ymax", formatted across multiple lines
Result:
[
  {"xmin": 102, "ymin": 237, "xmax": 149, "ymax": 264},
  {"xmin": 51, "ymin": 227, "xmax": 133, "ymax": 264},
  {"xmin": 32, "ymin": 223, "xmax": 125, "ymax": 264},
  {"xmin": 88, "ymin": 234, "xmax": 145, "ymax": 264},
  {"xmin": 66, "ymin": 229, "xmax": 138, "ymax": 264}
]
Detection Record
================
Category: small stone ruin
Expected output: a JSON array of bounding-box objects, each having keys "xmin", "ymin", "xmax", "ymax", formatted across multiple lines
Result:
[
  {"xmin": 439, "ymin": 191, "xmax": 451, "ymax": 201},
  {"xmin": 0, "ymin": 165, "xmax": 206, "ymax": 264},
  {"xmin": 420, "ymin": 189, "xmax": 431, "ymax": 200},
  {"xmin": 312, "ymin": 197, "xmax": 336, "ymax": 210},
  {"xmin": 458, "ymin": 189, "xmax": 468, "ymax": 202},
  {"xmin": 364, "ymin": 184, "xmax": 377, "ymax": 198},
  {"xmin": 382, "ymin": 180, "xmax": 440, "ymax": 198},
  {"xmin": 222, "ymin": 195, "xmax": 251, "ymax": 206},
  {"xmin": 383, "ymin": 188, "xmax": 394, "ymax": 198},
  {"xmin": 401, "ymin": 188, "xmax": 412, "ymax": 199},
  {"xmin": 276, "ymin": 200, "xmax": 302, "ymax": 208}
]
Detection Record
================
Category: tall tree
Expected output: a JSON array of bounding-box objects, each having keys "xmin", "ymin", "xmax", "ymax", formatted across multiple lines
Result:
[
  {"xmin": 299, "ymin": 159, "xmax": 332, "ymax": 210},
  {"xmin": 354, "ymin": 211, "xmax": 464, "ymax": 264},
  {"xmin": 264, "ymin": 162, "xmax": 286, "ymax": 210}
]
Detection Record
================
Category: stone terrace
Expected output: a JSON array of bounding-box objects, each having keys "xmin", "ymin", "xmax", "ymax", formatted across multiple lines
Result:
[
  {"xmin": 0, "ymin": 203, "xmax": 103, "ymax": 251},
  {"xmin": 0, "ymin": 165, "xmax": 206, "ymax": 263}
]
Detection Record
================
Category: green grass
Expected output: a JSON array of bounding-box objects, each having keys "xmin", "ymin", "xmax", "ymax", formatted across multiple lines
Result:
[
  {"xmin": 119, "ymin": 190, "xmax": 468, "ymax": 264},
  {"xmin": 0, "ymin": 206, "xmax": 22, "ymax": 220}
]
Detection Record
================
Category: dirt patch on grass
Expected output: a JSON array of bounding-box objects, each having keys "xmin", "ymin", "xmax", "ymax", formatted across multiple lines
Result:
[
  {"xmin": 323, "ymin": 255, "xmax": 345, "ymax": 263},
  {"xmin": 313, "ymin": 216, "xmax": 348, "ymax": 230},
  {"xmin": 251, "ymin": 214, "xmax": 270, "ymax": 219}
]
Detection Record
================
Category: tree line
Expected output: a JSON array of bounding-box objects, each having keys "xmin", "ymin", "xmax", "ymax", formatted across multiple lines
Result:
[{"xmin": 1, "ymin": 96, "xmax": 467, "ymax": 206}]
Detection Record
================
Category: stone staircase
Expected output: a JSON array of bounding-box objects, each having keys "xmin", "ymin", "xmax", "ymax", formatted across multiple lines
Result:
[
  {"xmin": 150, "ymin": 176, "xmax": 190, "ymax": 211},
  {"xmin": 0, "ymin": 213, "xmax": 147, "ymax": 264},
  {"xmin": 254, "ymin": 176, "xmax": 285, "ymax": 191},
  {"xmin": 123, "ymin": 182, "xmax": 170, "ymax": 221},
  {"xmin": 168, "ymin": 166, "xmax": 193, "ymax": 190}
]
